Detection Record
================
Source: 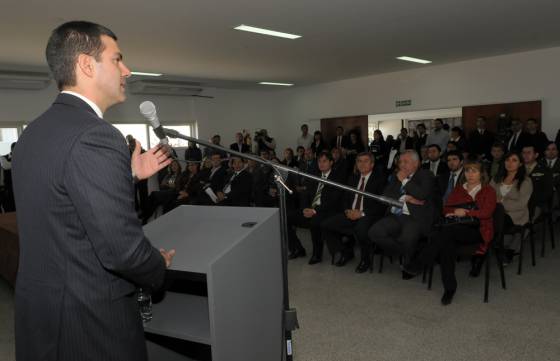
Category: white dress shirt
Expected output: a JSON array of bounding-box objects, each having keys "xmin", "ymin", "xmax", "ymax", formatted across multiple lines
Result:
[{"xmin": 61, "ymin": 91, "xmax": 103, "ymax": 119}]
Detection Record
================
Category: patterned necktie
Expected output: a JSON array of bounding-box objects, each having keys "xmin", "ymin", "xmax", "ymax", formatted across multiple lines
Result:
[
  {"xmin": 353, "ymin": 177, "xmax": 366, "ymax": 210},
  {"xmin": 311, "ymin": 174, "xmax": 326, "ymax": 208}
]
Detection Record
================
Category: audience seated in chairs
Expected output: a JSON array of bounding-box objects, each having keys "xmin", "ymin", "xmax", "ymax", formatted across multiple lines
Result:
[
  {"xmin": 287, "ymin": 151, "xmax": 344, "ymax": 264},
  {"xmin": 490, "ymin": 152, "xmax": 533, "ymax": 264},
  {"xmin": 321, "ymin": 152, "xmax": 387, "ymax": 270},
  {"xmin": 403, "ymin": 159, "xmax": 497, "ymax": 305},
  {"xmin": 367, "ymin": 150, "xmax": 436, "ymax": 269}
]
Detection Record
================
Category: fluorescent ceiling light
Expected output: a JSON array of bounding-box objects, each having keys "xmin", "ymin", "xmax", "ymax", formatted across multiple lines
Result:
[
  {"xmin": 235, "ymin": 25, "xmax": 301, "ymax": 39},
  {"xmin": 130, "ymin": 71, "xmax": 163, "ymax": 77},
  {"xmin": 259, "ymin": 82, "xmax": 294, "ymax": 86},
  {"xmin": 396, "ymin": 56, "xmax": 432, "ymax": 64}
]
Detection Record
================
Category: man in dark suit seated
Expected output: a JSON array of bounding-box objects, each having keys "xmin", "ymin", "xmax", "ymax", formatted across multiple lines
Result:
[
  {"xmin": 522, "ymin": 145, "xmax": 553, "ymax": 218},
  {"xmin": 198, "ymin": 152, "xmax": 228, "ymax": 205},
  {"xmin": 422, "ymin": 144, "xmax": 448, "ymax": 176},
  {"xmin": 321, "ymin": 152, "xmax": 387, "ymax": 271},
  {"xmin": 368, "ymin": 150, "xmax": 436, "ymax": 273},
  {"xmin": 287, "ymin": 151, "xmax": 344, "ymax": 264},
  {"xmin": 216, "ymin": 156, "xmax": 253, "ymax": 207},
  {"xmin": 437, "ymin": 150, "xmax": 465, "ymax": 206},
  {"xmin": 229, "ymin": 132, "xmax": 250, "ymax": 153}
]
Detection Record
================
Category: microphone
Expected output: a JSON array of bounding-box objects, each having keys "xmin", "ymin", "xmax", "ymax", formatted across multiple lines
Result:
[{"xmin": 139, "ymin": 101, "xmax": 167, "ymax": 143}]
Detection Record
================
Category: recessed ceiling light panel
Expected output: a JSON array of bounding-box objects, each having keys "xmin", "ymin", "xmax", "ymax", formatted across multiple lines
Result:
[
  {"xmin": 396, "ymin": 56, "xmax": 432, "ymax": 64},
  {"xmin": 259, "ymin": 82, "xmax": 294, "ymax": 86},
  {"xmin": 235, "ymin": 25, "xmax": 301, "ymax": 39}
]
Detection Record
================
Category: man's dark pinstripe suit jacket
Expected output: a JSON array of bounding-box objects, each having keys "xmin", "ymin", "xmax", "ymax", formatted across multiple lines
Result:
[{"xmin": 12, "ymin": 93, "xmax": 166, "ymax": 361}]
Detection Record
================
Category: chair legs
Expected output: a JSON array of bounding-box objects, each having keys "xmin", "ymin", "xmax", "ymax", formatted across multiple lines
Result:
[
  {"xmin": 549, "ymin": 214, "xmax": 556, "ymax": 250},
  {"xmin": 427, "ymin": 265, "xmax": 433, "ymax": 290},
  {"xmin": 484, "ymin": 252, "xmax": 490, "ymax": 303},
  {"xmin": 495, "ymin": 249, "xmax": 506, "ymax": 289}
]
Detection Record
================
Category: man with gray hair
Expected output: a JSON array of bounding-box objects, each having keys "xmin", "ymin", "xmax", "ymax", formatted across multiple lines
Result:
[{"xmin": 367, "ymin": 150, "xmax": 436, "ymax": 276}]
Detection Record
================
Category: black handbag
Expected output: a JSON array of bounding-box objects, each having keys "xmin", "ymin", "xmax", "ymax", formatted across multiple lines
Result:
[{"xmin": 437, "ymin": 202, "xmax": 480, "ymax": 228}]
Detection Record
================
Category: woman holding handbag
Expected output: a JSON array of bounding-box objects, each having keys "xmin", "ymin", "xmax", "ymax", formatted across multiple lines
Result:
[{"xmin": 403, "ymin": 159, "xmax": 497, "ymax": 305}]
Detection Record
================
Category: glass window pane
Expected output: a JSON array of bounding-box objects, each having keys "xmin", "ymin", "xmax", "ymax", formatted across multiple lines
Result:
[
  {"xmin": 149, "ymin": 125, "xmax": 192, "ymax": 148},
  {"xmin": 0, "ymin": 128, "xmax": 18, "ymax": 154},
  {"xmin": 112, "ymin": 124, "xmax": 149, "ymax": 149}
]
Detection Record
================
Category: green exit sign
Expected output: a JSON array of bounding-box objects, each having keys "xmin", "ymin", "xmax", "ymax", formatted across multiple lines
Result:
[{"xmin": 396, "ymin": 99, "xmax": 412, "ymax": 107}]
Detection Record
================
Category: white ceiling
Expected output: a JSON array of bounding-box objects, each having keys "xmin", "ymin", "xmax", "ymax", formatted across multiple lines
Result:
[{"xmin": 1, "ymin": 0, "xmax": 560, "ymax": 89}]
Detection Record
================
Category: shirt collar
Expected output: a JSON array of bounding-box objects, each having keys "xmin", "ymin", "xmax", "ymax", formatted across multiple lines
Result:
[
  {"xmin": 60, "ymin": 91, "xmax": 103, "ymax": 119},
  {"xmin": 322, "ymin": 170, "xmax": 331, "ymax": 178}
]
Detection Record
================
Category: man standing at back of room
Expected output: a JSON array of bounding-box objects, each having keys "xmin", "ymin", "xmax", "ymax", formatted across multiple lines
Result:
[{"xmin": 12, "ymin": 21, "xmax": 176, "ymax": 361}]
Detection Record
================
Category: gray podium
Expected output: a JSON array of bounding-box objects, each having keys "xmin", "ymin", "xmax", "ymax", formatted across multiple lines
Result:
[{"xmin": 142, "ymin": 205, "xmax": 283, "ymax": 361}]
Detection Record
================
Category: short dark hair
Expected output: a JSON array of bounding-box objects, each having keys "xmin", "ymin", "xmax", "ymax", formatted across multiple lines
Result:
[
  {"xmin": 434, "ymin": 118, "xmax": 443, "ymax": 125},
  {"xmin": 446, "ymin": 150, "xmax": 463, "ymax": 161},
  {"xmin": 301, "ymin": 124, "xmax": 308, "ymax": 130},
  {"xmin": 416, "ymin": 123, "xmax": 426, "ymax": 129},
  {"xmin": 522, "ymin": 144, "xmax": 537, "ymax": 153},
  {"xmin": 527, "ymin": 118, "xmax": 538, "ymax": 124},
  {"xmin": 427, "ymin": 144, "xmax": 441, "ymax": 152},
  {"xmin": 317, "ymin": 151, "xmax": 333, "ymax": 162},
  {"xmin": 356, "ymin": 152, "xmax": 374, "ymax": 163},
  {"xmin": 491, "ymin": 142, "xmax": 506, "ymax": 151},
  {"xmin": 46, "ymin": 21, "xmax": 117, "ymax": 90}
]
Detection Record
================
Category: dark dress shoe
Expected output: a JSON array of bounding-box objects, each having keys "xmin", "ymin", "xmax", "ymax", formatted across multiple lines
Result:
[
  {"xmin": 401, "ymin": 270, "xmax": 418, "ymax": 280},
  {"xmin": 308, "ymin": 256, "xmax": 322, "ymax": 265},
  {"xmin": 288, "ymin": 248, "xmax": 306, "ymax": 260},
  {"xmin": 335, "ymin": 254, "xmax": 354, "ymax": 267},
  {"xmin": 469, "ymin": 254, "xmax": 485, "ymax": 277},
  {"xmin": 441, "ymin": 290, "xmax": 456, "ymax": 306},
  {"xmin": 355, "ymin": 261, "xmax": 370, "ymax": 273}
]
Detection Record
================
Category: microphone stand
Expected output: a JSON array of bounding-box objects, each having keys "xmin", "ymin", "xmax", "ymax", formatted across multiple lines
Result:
[{"xmin": 160, "ymin": 128, "xmax": 403, "ymax": 361}]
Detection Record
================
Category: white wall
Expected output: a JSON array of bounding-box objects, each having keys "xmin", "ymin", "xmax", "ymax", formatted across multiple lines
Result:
[
  {"xmin": 2, "ymin": 46, "xmax": 560, "ymax": 154},
  {"xmin": 0, "ymin": 84, "xmax": 285, "ymax": 150},
  {"xmin": 276, "ymin": 46, "xmax": 560, "ymax": 150}
]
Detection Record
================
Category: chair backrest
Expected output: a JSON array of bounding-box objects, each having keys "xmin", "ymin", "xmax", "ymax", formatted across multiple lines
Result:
[{"xmin": 492, "ymin": 203, "xmax": 506, "ymax": 248}]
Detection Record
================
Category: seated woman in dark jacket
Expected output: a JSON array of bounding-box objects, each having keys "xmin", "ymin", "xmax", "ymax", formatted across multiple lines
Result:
[{"xmin": 404, "ymin": 159, "xmax": 497, "ymax": 306}]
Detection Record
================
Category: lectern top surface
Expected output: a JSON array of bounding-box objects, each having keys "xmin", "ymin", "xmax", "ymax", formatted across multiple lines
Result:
[{"xmin": 143, "ymin": 205, "xmax": 278, "ymax": 274}]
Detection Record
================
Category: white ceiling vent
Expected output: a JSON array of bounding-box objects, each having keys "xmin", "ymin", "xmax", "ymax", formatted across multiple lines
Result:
[
  {"xmin": 128, "ymin": 79, "xmax": 203, "ymax": 96},
  {"xmin": 0, "ymin": 70, "xmax": 51, "ymax": 90}
]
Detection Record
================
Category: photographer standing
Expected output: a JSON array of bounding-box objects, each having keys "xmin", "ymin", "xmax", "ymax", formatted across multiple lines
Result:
[{"xmin": 254, "ymin": 129, "xmax": 276, "ymax": 155}]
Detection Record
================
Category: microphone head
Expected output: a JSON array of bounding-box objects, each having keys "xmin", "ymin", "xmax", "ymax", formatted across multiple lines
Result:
[{"xmin": 139, "ymin": 101, "xmax": 159, "ymax": 127}]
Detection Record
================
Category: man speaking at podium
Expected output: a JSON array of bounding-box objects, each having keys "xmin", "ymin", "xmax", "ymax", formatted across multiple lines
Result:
[{"xmin": 12, "ymin": 21, "xmax": 175, "ymax": 361}]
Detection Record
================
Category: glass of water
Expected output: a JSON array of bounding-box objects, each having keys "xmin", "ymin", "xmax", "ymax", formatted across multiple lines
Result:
[{"xmin": 137, "ymin": 288, "xmax": 152, "ymax": 323}]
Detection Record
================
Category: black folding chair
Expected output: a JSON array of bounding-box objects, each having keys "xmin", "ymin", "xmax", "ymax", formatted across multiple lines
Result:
[{"xmin": 427, "ymin": 203, "xmax": 506, "ymax": 303}]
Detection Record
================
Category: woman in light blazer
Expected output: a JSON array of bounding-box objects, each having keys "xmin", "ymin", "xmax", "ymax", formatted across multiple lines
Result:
[{"xmin": 490, "ymin": 152, "xmax": 532, "ymax": 262}]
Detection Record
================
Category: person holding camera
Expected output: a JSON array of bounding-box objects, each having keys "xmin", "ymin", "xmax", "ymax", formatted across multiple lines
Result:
[{"xmin": 254, "ymin": 129, "xmax": 276, "ymax": 155}]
